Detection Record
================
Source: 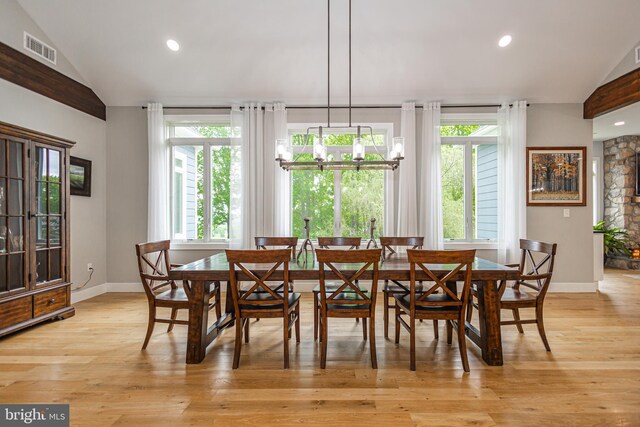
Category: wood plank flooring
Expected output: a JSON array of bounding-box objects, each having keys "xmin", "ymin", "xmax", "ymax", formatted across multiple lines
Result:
[{"xmin": 0, "ymin": 270, "xmax": 638, "ymax": 426}]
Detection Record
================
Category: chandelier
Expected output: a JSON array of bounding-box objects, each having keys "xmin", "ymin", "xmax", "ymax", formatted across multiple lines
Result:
[{"xmin": 275, "ymin": 0, "xmax": 404, "ymax": 172}]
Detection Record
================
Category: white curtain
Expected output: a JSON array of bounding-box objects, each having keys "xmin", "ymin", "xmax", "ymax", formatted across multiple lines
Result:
[
  {"xmin": 396, "ymin": 102, "xmax": 418, "ymax": 236},
  {"xmin": 420, "ymin": 102, "xmax": 444, "ymax": 249},
  {"xmin": 230, "ymin": 103, "xmax": 289, "ymax": 249},
  {"xmin": 497, "ymin": 101, "xmax": 527, "ymax": 264},
  {"xmin": 147, "ymin": 102, "xmax": 170, "ymax": 242}
]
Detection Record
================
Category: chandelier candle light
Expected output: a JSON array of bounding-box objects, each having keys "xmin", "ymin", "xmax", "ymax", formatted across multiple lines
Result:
[{"xmin": 275, "ymin": 0, "xmax": 404, "ymax": 172}]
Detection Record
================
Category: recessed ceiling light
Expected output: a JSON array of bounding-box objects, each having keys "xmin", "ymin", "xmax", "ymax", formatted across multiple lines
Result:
[
  {"xmin": 614, "ymin": 121, "xmax": 625, "ymax": 126},
  {"xmin": 166, "ymin": 39, "xmax": 180, "ymax": 52},
  {"xmin": 498, "ymin": 35, "xmax": 512, "ymax": 47}
]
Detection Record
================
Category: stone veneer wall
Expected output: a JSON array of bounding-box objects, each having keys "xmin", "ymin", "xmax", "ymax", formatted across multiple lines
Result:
[{"xmin": 603, "ymin": 135, "xmax": 640, "ymax": 269}]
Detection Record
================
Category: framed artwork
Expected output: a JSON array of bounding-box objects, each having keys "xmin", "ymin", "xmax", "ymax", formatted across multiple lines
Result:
[
  {"xmin": 70, "ymin": 156, "xmax": 92, "ymax": 197},
  {"xmin": 526, "ymin": 146, "xmax": 587, "ymax": 206}
]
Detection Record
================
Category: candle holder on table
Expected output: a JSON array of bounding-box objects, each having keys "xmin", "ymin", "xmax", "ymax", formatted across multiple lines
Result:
[
  {"xmin": 296, "ymin": 217, "xmax": 315, "ymax": 264},
  {"xmin": 366, "ymin": 218, "xmax": 378, "ymax": 249}
]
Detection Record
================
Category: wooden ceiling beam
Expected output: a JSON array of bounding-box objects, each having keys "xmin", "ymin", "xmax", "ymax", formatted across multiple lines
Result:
[
  {"xmin": 0, "ymin": 41, "xmax": 106, "ymax": 121},
  {"xmin": 583, "ymin": 67, "xmax": 640, "ymax": 119}
]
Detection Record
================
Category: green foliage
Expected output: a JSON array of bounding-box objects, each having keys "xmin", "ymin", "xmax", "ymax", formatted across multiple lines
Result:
[
  {"xmin": 441, "ymin": 144, "xmax": 465, "ymax": 239},
  {"xmin": 593, "ymin": 221, "xmax": 631, "ymax": 256},
  {"xmin": 440, "ymin": 125, "xmax": 481, "ymax": 137}
]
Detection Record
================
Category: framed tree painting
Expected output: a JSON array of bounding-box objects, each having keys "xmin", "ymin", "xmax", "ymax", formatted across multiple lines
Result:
[
  {"xmin": 70, "ymin": 156, "xmax": 92, "ymax": 197},
  {"xmin": 526, "ymin": 146, "xmax": 587, "ymax": 206}
]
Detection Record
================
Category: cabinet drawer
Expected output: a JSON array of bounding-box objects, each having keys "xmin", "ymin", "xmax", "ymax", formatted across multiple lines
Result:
[
  {"xmin": 0, "ymin": 296, "xmax": 33, "ymax": 329},
  {"xmin": 34, "ymin": 288, "xmax": 67, "ymax": 318}
]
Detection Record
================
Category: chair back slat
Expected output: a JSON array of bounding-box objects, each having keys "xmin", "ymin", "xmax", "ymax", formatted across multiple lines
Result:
[
  {"xmin": 407, "ymin": 249, "xmax": 476, "ymax": 309},
  {"xmin": 380, "ymin": 237, "xmax": 423, "ymax": 259},
  {"xmin": 255, "ymin": 237, "xmax": 299, "ymax": 260},
  {"xmin": 316, "ymin": 249, "xmax": 381, "ymax": 307},
  {"xmin": 135, "ymin": 240, "xmax": 175, "ymax": 297},
  {"xmin": 317, "ymin": 237, "xmax": 362, "ymax": 250},
  {"xmin": 515, "ymin": 239, "xmax": 558, "ymax": 296},
  {"xmin": 226, "ymin": 249, "xmax": 291, "ymax": 312}
]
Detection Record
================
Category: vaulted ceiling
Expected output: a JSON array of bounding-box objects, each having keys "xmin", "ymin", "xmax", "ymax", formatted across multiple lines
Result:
[{"xmin": 17, "ymin": 0, "xmax": 640, "ymax": 107}]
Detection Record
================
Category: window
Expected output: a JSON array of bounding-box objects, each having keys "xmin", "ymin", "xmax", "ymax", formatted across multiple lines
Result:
[
  {"xmin": 289, "ymin": 126, "xmax": 391, "ymax": 239},
  {"xmin": 440, "ymin": 119, "xmax": 498, "ymax": 242},
  {"xmin": 167, "ymin": 117, "xmax": 236, "ymax": 243}
]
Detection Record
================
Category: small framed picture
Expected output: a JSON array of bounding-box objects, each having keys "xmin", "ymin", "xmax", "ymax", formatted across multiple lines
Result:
[
  {"xmin": 526, "ymin": 146, "xmax": 587, "ymax": 206},
  {"xmin": 70, "ymin": 156, "xmax": 92, "ymax": 197}
]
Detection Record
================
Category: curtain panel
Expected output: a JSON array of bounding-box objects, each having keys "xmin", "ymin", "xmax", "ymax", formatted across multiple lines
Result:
[
  {"xmin": 396, "ymin": 102, "xmax": 418, "ymax": 236},
  {"xmin": 147, "ymin": 102, "xmax": 170, "ymax": 241},
  {"xmin": 420, "ymin": 102, "xmax": 444, "ymax": 249},
  {"xmin": 497, "ymin": 101, "xmax": 527, "ymax": 264}
]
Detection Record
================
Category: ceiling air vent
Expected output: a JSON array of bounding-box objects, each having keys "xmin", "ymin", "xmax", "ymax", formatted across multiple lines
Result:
[{"xmin": 23, "ymin": 32, "xmax": 56, "ymax": 65}]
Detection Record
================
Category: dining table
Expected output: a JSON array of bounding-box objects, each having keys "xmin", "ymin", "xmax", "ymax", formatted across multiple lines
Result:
[{"xmin": 169, "ymin": 252, "xmax": 520, "ymax": 365}]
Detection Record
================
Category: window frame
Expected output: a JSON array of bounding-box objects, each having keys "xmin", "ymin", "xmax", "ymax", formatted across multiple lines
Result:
[
  {"xmin": 440, "ymin": 114, "xmax": 498, "ymax": 245},
  {"xmin": 166, "ymin": 115, "xmax": 232, "ymax": 248},
  {"xmin": 287, "ymin": 123, "xmax": 394, "ymax": 238},
  {"xmin": 172, "ymin": 151, "xmax": 187, "ymax": 240}
]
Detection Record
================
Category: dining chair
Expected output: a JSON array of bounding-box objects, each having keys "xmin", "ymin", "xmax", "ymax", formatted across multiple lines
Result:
[
  {"xmin": 380, "ymin": 236, "xmax": 425, "ymax": 338},
  {"xmin": 395, "ymin": 249, "xmax": 476, "ymax": 371},
  {"xmin": 226, "ymin": 249, "xmax": 301, "ymax": 369},
  {"xmin": 255, "ymin": 236, "xmax": 298, "ymax": 292},
  {"xmin": 316, "ymin": 248, "xmax": 382, "ymax": 369},
  {"xmin": 313, "ymin": 237, "xmax": 363, "ymax": 341},
  {"xmin": 466, "ymin": 239, "xmax": 557, "ymax": 351},
  {"xmin": 135, "ymin": 240, "xmax": 222, "ymax": 350}
]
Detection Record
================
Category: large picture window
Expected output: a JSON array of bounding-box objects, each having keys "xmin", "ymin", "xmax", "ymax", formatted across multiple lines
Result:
[
  {"xmin": 289, "ymin": 127, "xmax": 391, "ymax": 239},
  {"xmin": 167, "ymin": 117, "xmax": 236, "ymax": 242},
  {"xmin": 440, "ymin": 121, "xmax": 498, "ymax": 242}
]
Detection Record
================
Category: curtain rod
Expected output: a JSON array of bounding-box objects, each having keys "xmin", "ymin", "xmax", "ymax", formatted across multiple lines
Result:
[{"xmin": 141, "ymin": 103, "xmax": 528, "ymax": 110}]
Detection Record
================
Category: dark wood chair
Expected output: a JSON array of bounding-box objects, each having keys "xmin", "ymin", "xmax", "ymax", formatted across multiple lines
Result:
[
  {"xmin": 316, "ymin": 248, "xmax": 382, "ymax": 369},
  {"xmin": 467, "ymin": 239, "xmax": 557, "ymax": 351},
  {"xmin": 380, "ymin": 236, "xmax": 425, "ymax": 338},
  {"xmin": 255, "ymin": 236, "xmax": 298, "ymax": 293},
  {"xmin": 395, "ymin": 249, "xmax": 476, "ymax": 371},
  {"xmin": 313, "ymin": 237, "xmax": 363, "ymax": 341},
  {"xmin": 226, "ymin": 249, "xmax": 301, "ymax": 369},
  {"xmin": 135, "ymin": 240, "xmax": 221, "ymax": 350}
]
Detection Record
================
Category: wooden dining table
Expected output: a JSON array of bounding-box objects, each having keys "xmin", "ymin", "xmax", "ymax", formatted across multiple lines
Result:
[{"xmin": 169, "ymin": 252, "xmax": 520, "ymax": 366}]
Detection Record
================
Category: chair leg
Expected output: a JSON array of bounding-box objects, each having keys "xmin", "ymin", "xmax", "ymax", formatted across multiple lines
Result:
[
  {"xmin": 283, "ymin": 314, "xmax": 290, "ymax": 369},
  {"xmin": 320, "ymin": 316, "xmax": 328, "ymax": 369},
  {"xmin": 466, "ymin": 301, "xmax": 473, "ymax": 322},
  {"xmin": 536, "ymin": 304, "xmax": 551, "ymax": 351},
  {"xmin": 215, "ymin": 283, "xmax": 222, "ymax": 321},
  {"xmin": 295, "ymin": 303, "xmax": 301, "ymax": 344},
  {"xmin": 383, "ymin": 288, "xmax": 389, "ymax": 338},
  {"xmin": 362, "ymin": 317, "xmax": 367, "ymax": 341},
  {"xmin": 244, "ymin": 317, "xmax": 250, "ymax": 343},
  {"xmin": 167, "ymin": 308, "xmax": 178, "ymax": 332},
  {"xmin": 446, "ymin": 320, "xmax": 453, "ymax": 345},
  {"xmin": 233, "ymin": 317, "xmax": 243, "ymax": 369},
  {"xmin": 394, "ymin": 303, "xmax": 401, "ymax": 344},
  {"xmin": 433, "ymin": 320, "xmax": 439, "ymax": 340},
  {"xmin": 457, "ymin": 314, "xmax": 470, "ymax": 372},
  {"xmin": 512, "ymin": 309, "xmax": 525, "ymax": 334},
  {"xmin": 142, "ymin": 304, "xmax": 156, "ymax": 350},
  {"xmin": 369, "ymin": 315, "xmax": 377, "ymax": 369},
  {"xmin": 410, "ymin": 314, "xmax": 416, "ymax": 371},
  {"xmin": 313, "ymin": 292, "xmax": 319, "ymax": 341}
]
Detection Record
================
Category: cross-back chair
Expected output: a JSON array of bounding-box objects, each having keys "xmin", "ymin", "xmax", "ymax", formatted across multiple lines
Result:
[
  {"xmin": 226, "ymin": 249, "xmax": 301, "ymax": 369},
  {"xmin": 467, "ymin": 239, "xmax": 557, "ymax": 351},
  {"xmin": 316, "ymin": 248, "xmax": 382, "ymax": 369},
  {"xmin": 379, "ymin": 236, "xmax": 425, "ymax": 338},
  {"xmin": 135, "ymin": 240, "xmax": 221, "ymax": 350},
  {"xmin": 255, "ymin": 236, "xmax": 298, "ymax": 292},
  {"xmin": 313, "ymin": 237, "xmax": 364, "ymax": 341},
  {"xmin": 395, "ymin": 249, "xmax": 476, "ymax": 371}
]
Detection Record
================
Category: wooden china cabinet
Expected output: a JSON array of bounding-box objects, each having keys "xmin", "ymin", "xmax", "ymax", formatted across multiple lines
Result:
[{"xmin": 0, "ymin": 121, "xmax": 74, "ymax": 337}]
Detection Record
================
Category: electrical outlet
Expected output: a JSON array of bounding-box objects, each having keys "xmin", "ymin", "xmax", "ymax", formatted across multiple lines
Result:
[
  {"xmin": 87, "ymin": 263, "xmax": 94, "ymax": 272},
  {"xmin": 563, "ymin": 209, "xmax": 570, "ymax": 218}
]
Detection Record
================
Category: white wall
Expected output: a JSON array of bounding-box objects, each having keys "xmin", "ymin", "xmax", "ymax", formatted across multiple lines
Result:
[
  {"xmin": 106, "ymin": 103, "xmax": 595, "ymax": 289},
  {"xmin": 601, "ymin": 40, "xmax": 640, "ymax": 85},
  {"xmin": 0, "ymin": 79, "xmax": 107, "ymax": 291}
]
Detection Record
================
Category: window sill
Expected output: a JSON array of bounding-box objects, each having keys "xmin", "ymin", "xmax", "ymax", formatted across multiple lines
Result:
[
  {"xmin": 171, "ymin": 242, "xmax": 229, "ymax": 251},
  {"xmin": 443, "ymin": 241, "xmax": 499, "ymax": 250}
]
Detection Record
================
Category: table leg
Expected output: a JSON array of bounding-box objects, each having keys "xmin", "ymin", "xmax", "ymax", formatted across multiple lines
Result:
[
  {"xmin": 475, "ymin": 280, "xmax": 503, "ymax": 366},
  {"xmin": 185, "ymin": 280, "xmax": 210, "ymax": 364}
]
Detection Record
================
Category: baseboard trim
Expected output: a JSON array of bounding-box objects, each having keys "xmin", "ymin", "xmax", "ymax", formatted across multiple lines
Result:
[
  {"xmin": 550, "ymin": 282, "xmax": 598, "ymax": 292},
  {"xmin": 71, "ymin": 282, "xmax": 142, "ymax": 304}
]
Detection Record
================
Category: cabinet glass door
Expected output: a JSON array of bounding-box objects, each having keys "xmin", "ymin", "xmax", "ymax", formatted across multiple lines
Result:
[
  {"xmin": 33, "ymin": 145, "xmax": 65, "ymax": 286},
  {"xmin": 0, "ymin": 138, "xmax": 27, "ymax": 294}
]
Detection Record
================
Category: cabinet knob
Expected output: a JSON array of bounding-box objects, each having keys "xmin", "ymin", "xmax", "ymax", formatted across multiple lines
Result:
[{"xmin": 49, "ymin": 298, "xmax": 56, "ymax": 304}]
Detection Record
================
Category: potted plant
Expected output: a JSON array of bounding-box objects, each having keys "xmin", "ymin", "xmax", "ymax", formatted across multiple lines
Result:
[{"xmin": 593, "ymin": 221, "xmax": 631, "ymax": 263}]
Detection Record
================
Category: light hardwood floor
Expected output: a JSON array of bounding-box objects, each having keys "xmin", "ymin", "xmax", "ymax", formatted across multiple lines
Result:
[{"xmin": 0, "ymin": 270, "xmax": 639, "ymax": 426}]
